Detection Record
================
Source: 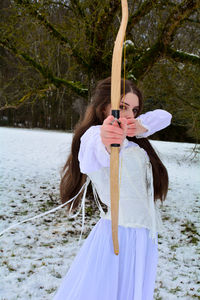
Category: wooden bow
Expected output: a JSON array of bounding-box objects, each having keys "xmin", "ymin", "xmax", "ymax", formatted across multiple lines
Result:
[{"xmin": 110, "ymin": 0, "xmax": 128, "ymax": 255}]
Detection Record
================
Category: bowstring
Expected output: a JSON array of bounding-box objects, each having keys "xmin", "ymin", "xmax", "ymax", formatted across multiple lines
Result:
[{"xmin": 119, "ymin": 34, "xmax": 126, "ymax": 190}]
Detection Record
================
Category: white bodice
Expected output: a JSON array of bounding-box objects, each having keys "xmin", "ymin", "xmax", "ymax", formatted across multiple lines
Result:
[
  {"xmin": 77, "ymin": 109, "xmax": 172, "ymax": 242},
  {"xmin": 88, "ymin": 145, "xmax": 163, "ymax": 240}
]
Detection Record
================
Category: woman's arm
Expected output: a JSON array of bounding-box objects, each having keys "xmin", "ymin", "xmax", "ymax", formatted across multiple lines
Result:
[
  {"xmin": 79, "ymin": 116, "xmax": 127, "ymax": 174},
  {"xmin": 78, "ymin": 110, "xmax": 172, "ymax": 173},
  {"xmin": 78, "ymin": 126, "xmax": 110, "ymax": 174},
  {"xmin": 136, "ymin": 109, "xmax": 172, "ymax": 138}
]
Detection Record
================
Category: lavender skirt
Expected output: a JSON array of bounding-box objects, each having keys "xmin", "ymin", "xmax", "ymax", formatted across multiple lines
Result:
[{"xmin": 53, "ymin": 218, "xmax": 158, "ymax": 300}]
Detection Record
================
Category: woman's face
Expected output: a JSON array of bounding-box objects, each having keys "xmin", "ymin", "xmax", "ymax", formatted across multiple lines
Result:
[{"xmin": 104, "ymin": 92, "xmax": 139, "ymax": 119}]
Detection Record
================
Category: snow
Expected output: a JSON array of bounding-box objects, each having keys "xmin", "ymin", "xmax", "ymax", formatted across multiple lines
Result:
[
  {"xmin": 124, "ymin": 40, "xmax": 134, "ymax": 46},
  {"xmin": 0, "ymin": 127, "xmax": 199, "ymax": 300},
  {"xmin": 176, "ymin": 49, "xmax": 200, "ymax": 59}
]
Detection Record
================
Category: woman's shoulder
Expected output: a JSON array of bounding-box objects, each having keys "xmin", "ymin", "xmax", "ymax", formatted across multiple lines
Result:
[
  {"xmin": 81, "ymin": 125, "xmax": 101, "ymax": 141},
  {"xmin": 79, "ymin": 125, "xmax": 110, "ymax": 174}
]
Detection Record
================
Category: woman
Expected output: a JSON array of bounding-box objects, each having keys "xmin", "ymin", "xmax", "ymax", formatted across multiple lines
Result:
[{"xmin": 53, "ymin": 77, "xmax": 172, "ymax": 300}]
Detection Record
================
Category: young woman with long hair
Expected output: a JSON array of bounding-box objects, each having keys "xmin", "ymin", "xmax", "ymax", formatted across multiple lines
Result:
[{"xmin": 53, "ymin": 77, "xmax": 172, "ymax": 300}]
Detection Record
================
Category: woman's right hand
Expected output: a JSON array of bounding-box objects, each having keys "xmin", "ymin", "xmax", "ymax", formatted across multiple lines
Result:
[{"xmin": 100, "ymin": 116, "xmax": 127, "ymax": 154}]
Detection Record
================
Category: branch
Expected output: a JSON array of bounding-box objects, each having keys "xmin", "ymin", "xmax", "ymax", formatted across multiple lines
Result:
[
  {"xmin": 127, "ymin": 41, "xmax": 164, "ymax": 81},
  {"xmin": 0, "ymin": 39, "xmax": 88, "ymax": 98},
  {"xmin": 91, "ymin": 1, "xmax": 121, "ymax": 60},
  {"xmin": 70, "ymin": 1, "xmax": 122, "ymax": 77},
  {"xmin": 162, "ymin": 0, "xmax": 200, "ymax": 45},
  {"xmin": 0, "ymin": 102, "xmax": 26, "ymax": 111},
  {"xmin": 0, "ymin": 91, "xmax": 35, "ymax": 111},
  {"xmin": 13, "ymin": 0, "xmax": 89, "ymax": 70},
  {"xmin": 185, "ymin": 17, "xmax": 200, "ymax": 24},
  {"xmin": 170, "ymin": 88, "xmax": 200, "ymax": 110},
  {"xmin": 70, "ymin": 0, "xmax": 86, "ymax": 19},
  {"xmin": 0, "ymin": 86, "xmax": 53, "ymax": 111},
  {"xmin": 128, "ymin": 0, "xmax": 159, "ymax": 29},
  {"xmin": 42, "ymin": 1, "xmax": 71, "ymax": 10},
  {"xmin": 165, "ymin": 47, "xmax": 200, "ymax": 66},
  {"xmin": 127, "ymin": 0, "xmax": 200, "ymax": 81}
]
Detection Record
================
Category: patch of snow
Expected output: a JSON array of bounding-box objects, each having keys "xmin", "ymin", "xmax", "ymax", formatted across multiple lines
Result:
[
  {"xmin": 176, "ymin": 49, "xmax": 200, "ymax": 59},
  {"xmin": 124, "ymin": 40, "xmax": 134, "ymax": 46}
]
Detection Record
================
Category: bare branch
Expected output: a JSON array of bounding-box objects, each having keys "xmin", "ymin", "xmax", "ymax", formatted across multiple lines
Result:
[
  {"xmin": 13, "ymin": 0, "xmax": 89, "ymax": 70},
  {"xmin": 185, "ymin": 17, "xmax": 200, "ymax": 24},
  {"xmin": 127, "ymin": 0, "xmax": 200, "ymax": 80},
  {"xmin": 127, "ymin": 41, "xmax": 164, "ymax": 81},
  {"xmin": 162, "ymin": 0, "xmax": 200, "ymax": 45},
  {"xmin": 0, "ymin": 39, "xmax": 88, "ymax": 98},
  {"xmin": 165, "ymin": 47, "xmax": 200, "ymax": 66},
  {"xmin": 70, "ymin": 0, "xmax": 86, "ymax": 18},
  {"xmin": 128, "ymin": 0, "xmax": 159, "ymax": 29}
]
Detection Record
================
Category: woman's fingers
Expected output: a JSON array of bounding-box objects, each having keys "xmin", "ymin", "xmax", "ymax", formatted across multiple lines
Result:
[
  {"xmin": 104, "ymin": 116, "xmax": 126, "ymax": 135},
  {"xmin": 127, "ymin": 124, "xmax": 137, "ymax": 137},
  {"xmin": 126, "ymin": 119, "xmax": 146, "ymax": 137},
  {"xmin": 125, "ymin": 118, "xmax": 137, "ymax": 137},
  {"xmin": 101, "ymin": 116, "xmax": 127, "ymax": 147},
  {"xmin": 103, "ymin": 115, "xmax": 115, "ymax": 125},
  {"xmin": 118, "ymin": 117, "xmax": 127, "ymax": 129},
  {"xmin": 103, "ymin": 137, "xmax": 124, "ymax": 144},
  {"xmin": 102, "ymin": 116, "xmax": 147, "ymax": 140}
]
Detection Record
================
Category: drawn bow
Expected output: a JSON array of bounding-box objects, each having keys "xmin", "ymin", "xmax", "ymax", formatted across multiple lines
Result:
[{"xmin": 110, "ymin": 0, "xmax": 128, "ymax": 255}]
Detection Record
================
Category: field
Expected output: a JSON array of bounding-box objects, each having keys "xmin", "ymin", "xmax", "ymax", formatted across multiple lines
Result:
[{"xmin": 0, "ymin": 127, "xmax": 199, "ymax": 299}]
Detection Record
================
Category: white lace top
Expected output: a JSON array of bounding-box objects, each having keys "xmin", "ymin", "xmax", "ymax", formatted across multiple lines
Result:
[
  {"xmin": 78, "ymin": 109, "xmax": 172, "ymax": 241},
  {"xmin": 88, "ymin": 142, "xmax": 162, "ymax": 241}
]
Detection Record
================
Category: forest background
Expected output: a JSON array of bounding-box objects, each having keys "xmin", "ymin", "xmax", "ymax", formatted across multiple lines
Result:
[{"xmin": 0, "ymin": 0, "xmax": 200, "ymax": 143}]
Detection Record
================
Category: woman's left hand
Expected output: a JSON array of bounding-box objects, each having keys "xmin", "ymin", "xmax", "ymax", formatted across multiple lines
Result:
[{"xmin": 126, "ymin": 117, "xmax": 148, "ymax": 137}]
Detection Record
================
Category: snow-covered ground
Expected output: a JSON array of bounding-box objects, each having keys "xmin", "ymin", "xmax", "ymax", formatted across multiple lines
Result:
[{"xmin": 0, "ymin": 127, "xmax": 199, "ymax": 300}]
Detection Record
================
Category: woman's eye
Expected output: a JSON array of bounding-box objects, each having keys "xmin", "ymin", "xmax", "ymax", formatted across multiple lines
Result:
[
  {"xmin": 120, "ymin": 105, "xmax": 126, "ymax": 110},
  {"xmin": 133, "ymin": 109, "xmax": 139, "ymax": 114}
]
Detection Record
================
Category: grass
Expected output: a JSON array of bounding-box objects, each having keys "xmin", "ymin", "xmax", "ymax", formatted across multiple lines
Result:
[
  {"xmin": 20, "ymin": 210, "xmax": 29, "ymax": 216},
  {"xmin": 17, "ymin": 278, "xmax": 25, "ymax": 282},
  {"xmin": 162, "ymin": 215, "xmax": 170, "ymax": 221},
  {"xmin": 2, "ymin": 260, "xmax": 16, "ymax": 272},
  {"xmin": 169, "ymin": 286, "xmax": 182, "ymax": 293},
  {"xmin": 180, "ymin": 220, "xmax": 200, "ymax": 245},
  {"xmin": 170, "ymin": 243, "xmax": 179, "ymax": 251},
  {"xmin": 27, "ymin": 270, "xmax": 34, "ymax": 276},
  {"xmin": 46, "ymin": 287, "xmax": 57, "ymax": 294}
]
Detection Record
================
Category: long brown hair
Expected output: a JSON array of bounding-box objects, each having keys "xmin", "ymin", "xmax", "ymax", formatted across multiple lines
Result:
[{"xmin": 60, "ymin": 77, "xmax": 168, "ymax": 212}]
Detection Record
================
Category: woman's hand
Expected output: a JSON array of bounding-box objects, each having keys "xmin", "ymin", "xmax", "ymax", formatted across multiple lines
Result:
[
  {"xmin": 100, "ymin": 116, "xmax": 127, "ymax": 154},
  {"xmin": 126, "ymin": 117, "xmax": 148, "ymax": 137}
]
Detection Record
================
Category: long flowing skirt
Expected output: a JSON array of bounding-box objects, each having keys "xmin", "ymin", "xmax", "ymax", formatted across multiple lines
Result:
[{"xmin": 53, "ymin": 218, "xmax": 158, "ymax": 300}]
